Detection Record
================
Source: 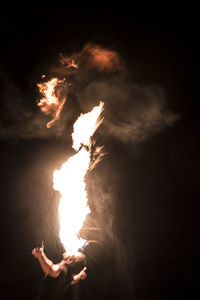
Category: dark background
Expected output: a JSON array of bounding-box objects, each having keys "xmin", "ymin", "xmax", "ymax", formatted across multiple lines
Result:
[{"xmin": 0, "ymin": 5, "xmax": 199, "ymax": 300}]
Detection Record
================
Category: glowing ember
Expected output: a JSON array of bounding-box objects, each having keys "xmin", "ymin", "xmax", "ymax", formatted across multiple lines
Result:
[
  {"xmin": 37, "ymin": 78, "xmax": 66, "ymax": 128},
  {"xmin": 53, "ymin": 102, "xmax": 104, "ymax": 252}
]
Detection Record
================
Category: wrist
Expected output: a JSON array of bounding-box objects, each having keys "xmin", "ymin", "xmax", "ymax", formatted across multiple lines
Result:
[{"xmin": 37, "ymin": 252, "xmax": 44, "ymax": 260}]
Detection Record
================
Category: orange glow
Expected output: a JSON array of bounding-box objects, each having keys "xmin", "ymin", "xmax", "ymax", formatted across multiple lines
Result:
[
  {"xmin": 53, "ymin": 102, "xmax": 104, "ymax": 252},
  {"xmin": 60, "ymin": 55, "xmax": 79, "ymax": 70},
  {"xmin": 85, "ymin": 44, "xmax": 122, "ymax": 73},
  {"xmin": 37, "ymin": 78, "xmax": 66, "ymax": 128}
]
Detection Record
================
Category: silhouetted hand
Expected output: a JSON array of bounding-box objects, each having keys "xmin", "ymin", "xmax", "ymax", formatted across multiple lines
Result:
[
  {"xmin": 32, "ymin": 241, "xmax": 44, "ymax": 258},
  {"xmin": 80, "ymin": 267, "xmax": 87, "ymax": 280}
]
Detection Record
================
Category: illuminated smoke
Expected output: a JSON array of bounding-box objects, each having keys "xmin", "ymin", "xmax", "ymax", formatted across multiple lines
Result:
[
  {"xmin": 0, "ymin": 45, "xmax": 179, "ymax": 146},
  {"xmin": 54, "ymin": 43, "xmax": 123, "ymax": 77},
  {"xmin": 76, "ymin": 79, "xmax": 180, "ymax": 143},
  {"xmin": 80, "ymin": 43, "xmax": 123, "ymax": 73}
]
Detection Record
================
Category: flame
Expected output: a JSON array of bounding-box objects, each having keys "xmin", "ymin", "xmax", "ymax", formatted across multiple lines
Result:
[
  {"xmin": 72, "ymin": 101, "xmax": 104, "ymax": 151},
  {"xmin": 53, "ymin": 102, "xmax": 104, "ymax": 252},
  {"xmin": 60, "ymin": 54, "xmax": 79, "ymax": 70},
  {"xmin": 37, "ymin": 78, "xmax": 67, "ymax": 128}
]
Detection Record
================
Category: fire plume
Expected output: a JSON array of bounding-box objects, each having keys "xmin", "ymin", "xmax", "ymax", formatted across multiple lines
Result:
[
  {"xmin": 72, "ymin": 101, "xmax": 104, "ymax": 151},
  {"xmin": 53, "ymin": 102, "xmax": 104, "ymax": 252},
  {"xmin": 37, "ymin": 78, "xmax": 67, "ymax": 128}
]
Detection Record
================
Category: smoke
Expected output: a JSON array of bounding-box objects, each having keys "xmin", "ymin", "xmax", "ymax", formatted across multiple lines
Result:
[
  {"xmin": 79, "ymin": 43, "xmax": 123, "ymax": 73},
  {"xmin": 54, "ymin": 43, "xmax": 179, "ymax": 144},
  {"xmin": 0, "ymin": 75, "xmax": 70, "ymax": 140},
  {"xmin": 78, "ymin": 79, "xmax": 180, "ymax": 143},
  {"xmin": 86, "ymin": 162, "xmax": 133, "ymax": 292},
  {"xmin": 0, "ymin": 43, "xmax": 179, "ymax": 143},
  {"xmin": 55, "ymin": 43, "xmax": 123, "ymax": 77}
]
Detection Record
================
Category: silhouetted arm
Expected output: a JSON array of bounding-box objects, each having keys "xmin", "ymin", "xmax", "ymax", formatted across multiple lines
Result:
[
  {"xmin": 32, "ymin": 245, "xmax": 61, "ymax": 278},
  {"xmin": 71, "ymin": 267, "xmax": 87, "ymax": 285}
]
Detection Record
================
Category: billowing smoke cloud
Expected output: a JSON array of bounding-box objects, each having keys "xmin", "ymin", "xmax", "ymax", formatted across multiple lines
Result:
[
  {"xmin": 54, "ymin": 43, "xmax": 179, "ymax": 143},
  {"xmin": 76, "ymin": 79, "xmax": 180, "ymax": 143},
  {"xmin": 52, "ymin": 42, "xmax": 123, "ymax": 77},
  {"xmin": 1, "ymin": 43, "xmax": 178, "ymax": 142},
  {"xmin": 35, "ymin": 44, "xmax": 122, "ymax": 128},
  {"xmin": 78, "ymin": 43, "xmax": 123, "ymax": 73}
]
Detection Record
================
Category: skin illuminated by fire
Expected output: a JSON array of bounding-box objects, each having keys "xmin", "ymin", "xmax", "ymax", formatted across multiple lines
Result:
[{"xmin": 53, "ymin": 102, "xmax": 104, "ymax": 252}]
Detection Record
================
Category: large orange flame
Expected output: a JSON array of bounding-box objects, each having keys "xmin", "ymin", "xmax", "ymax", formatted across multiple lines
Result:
[{"xmin": 53, "ymin": 102, "xmax": 104, "ymax": 252}]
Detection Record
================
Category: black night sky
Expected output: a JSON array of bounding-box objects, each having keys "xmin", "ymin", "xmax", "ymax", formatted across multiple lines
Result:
[{"xmin": 0, "ymin": 5, "xmax": 199, "ymax": 300}]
